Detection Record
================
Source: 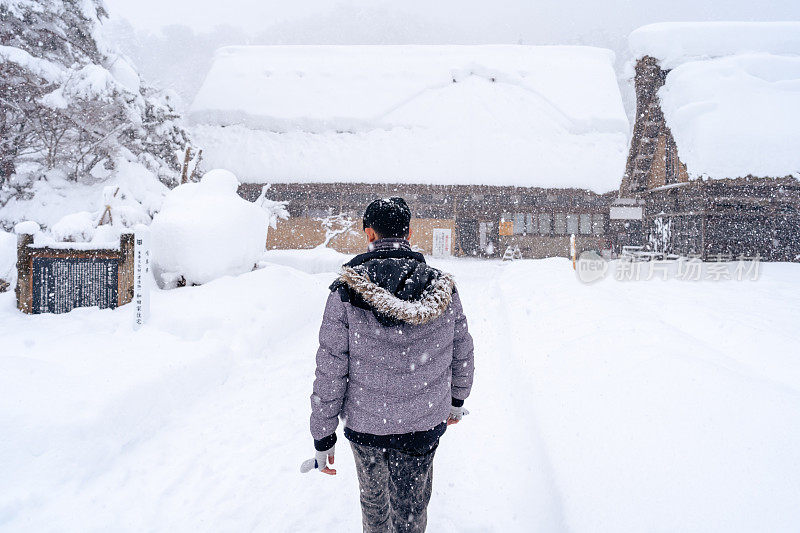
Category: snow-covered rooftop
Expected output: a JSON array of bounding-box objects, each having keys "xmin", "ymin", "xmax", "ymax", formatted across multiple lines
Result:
[
  {"xmin": 190, "ymin": 45, "xmax": 629, "ymax": 192},
  {"xmin": 629, "ymin": 22, "xmax": 800, "ymax": 69},
  {"xmin": 630, "ymin": 23, "xmax": 800, "ymax": 180}
]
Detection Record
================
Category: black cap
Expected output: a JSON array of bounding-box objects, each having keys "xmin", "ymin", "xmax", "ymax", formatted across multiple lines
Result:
[{"xmin": 362, "ymin": 197, "xmax": 411, "ymax": 239}]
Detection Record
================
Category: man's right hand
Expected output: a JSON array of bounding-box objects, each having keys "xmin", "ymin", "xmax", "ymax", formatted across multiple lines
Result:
[{"xmin": 300, "ymin": 445, "xmax": 336, "ymax": 475}]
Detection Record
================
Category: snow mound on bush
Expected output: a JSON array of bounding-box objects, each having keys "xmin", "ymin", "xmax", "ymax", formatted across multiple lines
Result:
[
  {"xmin": 50, "ymin": 212, "xmax": 97, "ymax": 242},
  {"xmin": 151, "ymin": 169, "xmax": 269, "ymax": 286}
]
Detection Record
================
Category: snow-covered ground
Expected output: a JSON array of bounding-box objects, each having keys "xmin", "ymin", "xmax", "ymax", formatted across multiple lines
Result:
[{"xmin": 2, "ymin": 249, "xmax": 800, "ymax": 531}]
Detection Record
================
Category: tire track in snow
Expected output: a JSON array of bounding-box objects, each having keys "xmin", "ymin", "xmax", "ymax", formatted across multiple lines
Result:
[{"xmin": 445, "ymin": 263, "xmax": 569, "ymax": 532}]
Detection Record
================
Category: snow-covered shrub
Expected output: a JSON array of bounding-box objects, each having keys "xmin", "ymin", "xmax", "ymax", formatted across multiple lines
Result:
[
  {"xmin": 46, "ymin": 181, "xmax": 155, "ymax": 243},
  {"xmin": 254, "ymin": 185, "xmax": 290, "ymax": 230},
  {"xmin": 315, "ymin": 214, "xmax": 359, "ymax": 247},
  {"xmin": 150, "ymin": 169, "xmax": 271, "ymax": 287},
  {"xmin": 0, "ymin": 0, "xmax": 190, "ymax": 208}
]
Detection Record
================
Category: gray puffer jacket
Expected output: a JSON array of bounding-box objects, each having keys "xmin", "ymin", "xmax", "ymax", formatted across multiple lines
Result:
[{"xmin": 310, "ymin": 241, "xmax": 474, "ymax": 449}]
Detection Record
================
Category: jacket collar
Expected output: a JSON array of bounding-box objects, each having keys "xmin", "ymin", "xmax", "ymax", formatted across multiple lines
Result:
[
  {"xmin": 368, "ymin": 238, "xmax": 412, "ymax": 253},
  {"xmin": 346, "ymin": 241, "xmax": 425, "ymax": 268}
]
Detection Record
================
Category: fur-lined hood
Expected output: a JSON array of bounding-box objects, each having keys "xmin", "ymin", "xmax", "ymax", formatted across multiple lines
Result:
[
  {"xmin": 329, "ymin": 243, "xmax": 455, "ymax": 326},
  {"xmin": 337, "ymin": 264, "xmax": 455, "ymax": 326}
]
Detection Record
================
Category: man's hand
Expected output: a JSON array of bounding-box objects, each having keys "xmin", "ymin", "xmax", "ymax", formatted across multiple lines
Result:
[
  {"xmin": 447, "ymin": 405, "xmax": 469, "ymax": 425},
  {"xmin": 300, "ymin": 445, "xmax": 336, "ymax": 475}
]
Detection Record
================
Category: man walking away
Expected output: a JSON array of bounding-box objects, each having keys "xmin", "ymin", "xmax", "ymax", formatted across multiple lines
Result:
[{"xmin": 302, "ymin": 197, "xmax": 475, "ymax": 533}]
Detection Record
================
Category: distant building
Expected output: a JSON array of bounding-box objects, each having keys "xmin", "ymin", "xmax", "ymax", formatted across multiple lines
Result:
[
  {"xmin": 620, "ymin": 22, "xmax": 800, "ymax": 261},
  {"xmin": 191, "ymin": 45, "xmax": 629, "ymax": 257}
]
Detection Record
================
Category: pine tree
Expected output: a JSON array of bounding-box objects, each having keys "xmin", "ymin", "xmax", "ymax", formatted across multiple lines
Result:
[{"xmin": 0, "ymin": 0, "xmax": 190, "ymax": 198}]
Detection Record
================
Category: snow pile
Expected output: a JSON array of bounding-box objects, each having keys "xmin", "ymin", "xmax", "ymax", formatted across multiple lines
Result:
[
  {"xmin": 50, "ymin": 212, "xmax": 98, "ymax": 242},
  {"xmin": 629, "ymin": 22, "xmax": 800, "ymax": 69},
  {"xmin": 151, "ymin": 169, "xmax": 270, "ymax": 286},
  {"xmin": 14, "ymin": 220, "xmax": 40, "ymax": 235},
  {"xmin": 260, "ymin": 246, "xmax": 355, "ymax": 275},
  {"xmin": 190, "ymin": 45, "xmax": 629, "ymax": 192},
  {"xmin": 629, "ymin": 22, "xmax": 800, "ymax": 180}
]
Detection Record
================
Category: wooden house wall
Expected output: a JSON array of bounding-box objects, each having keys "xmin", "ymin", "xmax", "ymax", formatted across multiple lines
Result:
[
  {"xmin": 264, "ymin": 216, "xmax": 456, "ymax": 255},
  {"xmin": 646, "ymin": 179, "xmax": 800, "ymax": 261},
  {"xmin": 241, "ymin": 182, "xmax": 613, "ymax": 258}
]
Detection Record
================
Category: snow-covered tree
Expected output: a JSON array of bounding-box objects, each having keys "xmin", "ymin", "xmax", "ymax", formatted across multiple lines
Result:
[{"xmin": 0, "ymin": 0, "xmax": 190, "ymax": 202}]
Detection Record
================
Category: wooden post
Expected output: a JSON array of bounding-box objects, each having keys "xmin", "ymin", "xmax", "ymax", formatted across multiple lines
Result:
[
  {"xmin": 570, "ymin": 233, "xmax": 577, "ymax": 269},
  {"xmin": 180, "ymin": 146, "xmax": 192, "ymax": 184},
  {"xmin": 190, "ymin": 149, "xmax": 203, "ymax": 182},
  {"xmin": 15, "ymin": 233, "xmax": 34, "ymax": 313}
]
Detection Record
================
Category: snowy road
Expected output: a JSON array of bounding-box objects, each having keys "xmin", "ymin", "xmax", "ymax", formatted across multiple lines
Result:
[{"xmin": 2, "ymin": 251, "xmax": 800, "ymax": 531}]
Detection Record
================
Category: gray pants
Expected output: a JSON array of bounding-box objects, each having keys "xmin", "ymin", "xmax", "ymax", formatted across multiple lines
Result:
[{"xmin": 350, "ymin": 442, "xmax": 437, "ymax": 533}]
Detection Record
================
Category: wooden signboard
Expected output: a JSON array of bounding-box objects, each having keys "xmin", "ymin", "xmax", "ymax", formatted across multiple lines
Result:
[{"xmin": 16, "ymin": 233, "xmax": 135, "ymax": 314}]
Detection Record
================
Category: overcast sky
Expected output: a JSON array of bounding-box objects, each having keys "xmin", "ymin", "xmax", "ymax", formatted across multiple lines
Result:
[
  {"xmin": 103, "ymin": 0, "xmax": 800, "ymax": 113},
  {"xmin": 105, "ymin": 0, "xmax": 800, "ymax": 41}
]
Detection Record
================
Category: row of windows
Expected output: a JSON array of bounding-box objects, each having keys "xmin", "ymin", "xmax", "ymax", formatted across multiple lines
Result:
[
  {"xmin": 300, "ymin": 208, "xmax": 606, "ymax": 237},
  {"xmin": 504, "ymin": 213, "xmax": 606, "ymax": 236}
]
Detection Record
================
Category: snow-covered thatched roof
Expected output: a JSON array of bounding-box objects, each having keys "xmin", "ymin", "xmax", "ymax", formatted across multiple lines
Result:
[
  {"xmin": 190, "ymin": 45, "xmax": 629, "ymax": 192},
  {"xmin": 630, "ymin": 22, "xmax": 800, "ymax": 180}
]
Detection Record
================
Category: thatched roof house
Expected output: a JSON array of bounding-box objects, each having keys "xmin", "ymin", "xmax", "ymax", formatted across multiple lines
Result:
[
  {"xmin": 191, "ymin": 45, "xmax": 630, "ymax": 257},
  {"xmin": 620, "ymin": 22, "xmax": 800, "ymax": 261}
]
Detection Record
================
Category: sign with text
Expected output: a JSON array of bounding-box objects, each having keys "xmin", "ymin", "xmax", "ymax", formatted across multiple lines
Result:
[
  {"xmin": 31, "ymin": 257, "xmax": 118, "ymax": 314},
  {"xmin": 133, "ymin": 226, "xmax": 151, "ymax": 330},
  {"xmin": 432, "ymin": 228, "xmax": 452, "ymax": 257}
]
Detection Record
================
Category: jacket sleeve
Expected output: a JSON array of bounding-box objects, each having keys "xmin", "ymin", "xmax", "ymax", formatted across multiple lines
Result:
[
  {"xmin": 450, "ymin": 288, "xmax": 474, "ymax": 404},
  {"xmin": 310, "ymin": 290, "xmax": 350, "ymax": 450}
]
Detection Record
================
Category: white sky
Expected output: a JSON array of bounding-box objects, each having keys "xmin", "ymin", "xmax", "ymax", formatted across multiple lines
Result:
[
  {"xmin": 103, "ymin": 0, "xmax": 800, "ymax": 114},
  {"xmin": 104, "ymin": 0, "xmax": 800, "ymax": 41}
]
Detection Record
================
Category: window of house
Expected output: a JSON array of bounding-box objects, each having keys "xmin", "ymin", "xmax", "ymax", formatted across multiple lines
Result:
[
  {"xmin": 579, "ymin": 214, "xmax": 592, "ymax": 235},
  {"xmin": 592, "ymin": 214, "xmax": 605, "ymax": 236},
  {"xmin": 554, "ymin": 213, "xmax": 567, "ymax": 235},
  {"xmin": 514, "ymin": 212, "xmax": 526, "ymax": 235},
  {"xmin": 538, "ymin": 213, "xmax": 551, "ymax": 235},
  {"xmin": 526, "ymin": 214, "xmax": 536, "ymax": 234},
  {"xmin": 566, "ymin": 214, "xmax": 579, "ymax": 235}
]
